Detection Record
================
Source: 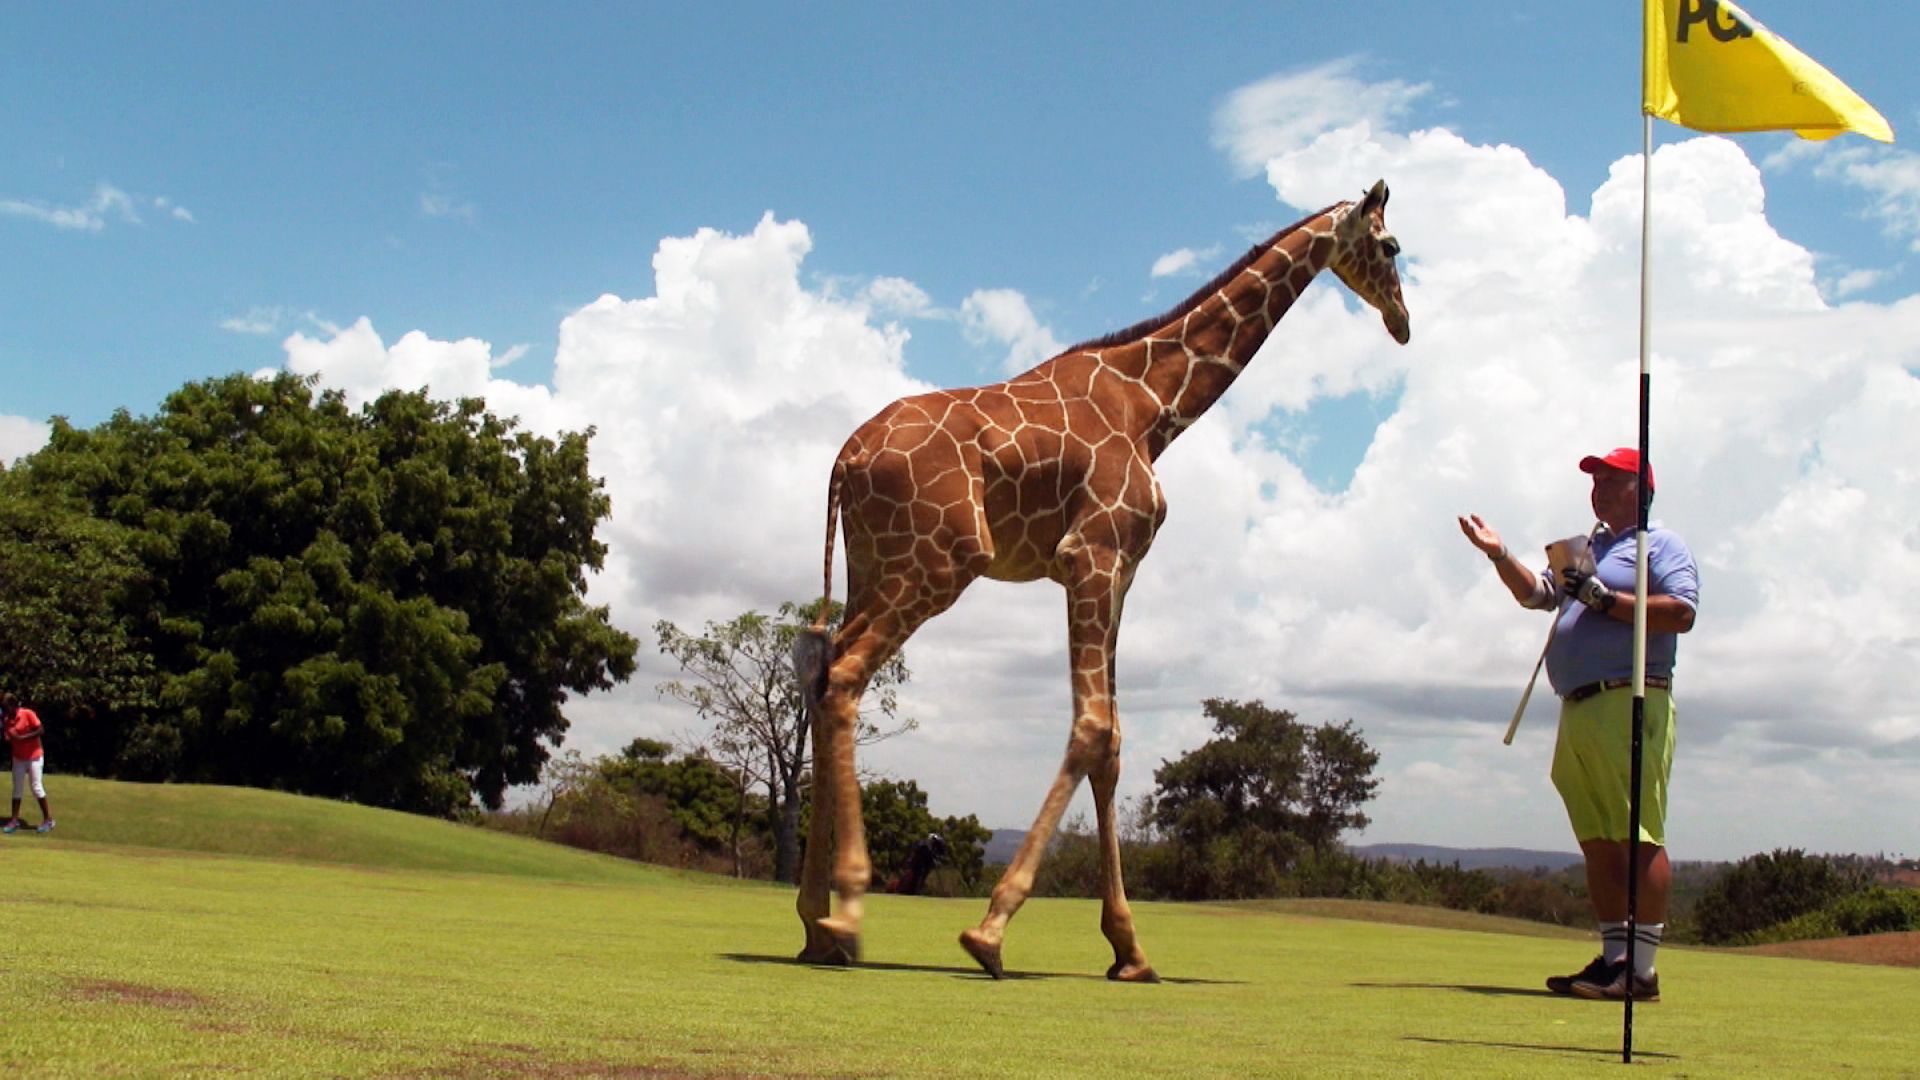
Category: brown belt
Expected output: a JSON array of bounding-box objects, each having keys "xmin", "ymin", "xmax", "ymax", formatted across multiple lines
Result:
[{"xmin": 1564, "ymin": 676, "xmax": 1671, "ymax": 703}]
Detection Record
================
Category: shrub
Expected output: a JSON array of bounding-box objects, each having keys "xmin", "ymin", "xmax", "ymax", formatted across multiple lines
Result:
[
  {"xmin": 493, "ymin": 781, "xmax": 769, "ymax": 877},
  {"xmin": 1739, "ymin": 909, "xmax": 1842, "ymax": 945},
  {"xmin": 1736, "ymin": 887, "xmax": 1920, "ymax": 946},
  {"xmin": 1030, "ymin": 820, "xmax": 1105, "ymax": 898},
  {"xmin": 1031, "ymin": 812, "xmax": 1169, "ymax": 900},
  {"xmin": 1693, "ymin": 849, "xmax": 1874, "ymax": 945},
  {"xmin": 1828, "ymin": 885, "xmax": 1920, "ymax": 937}
]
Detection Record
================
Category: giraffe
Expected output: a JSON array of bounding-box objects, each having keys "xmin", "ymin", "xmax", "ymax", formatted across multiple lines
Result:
[{"xmin": 791, "ymin": 180, "xmax": 1411, "ymax": 981}]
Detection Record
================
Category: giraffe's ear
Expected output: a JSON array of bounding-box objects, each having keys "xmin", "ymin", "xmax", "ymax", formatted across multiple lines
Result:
[{"xmin": 1359, "ymin": 179, "xmax": 1389, "ymax": 216}]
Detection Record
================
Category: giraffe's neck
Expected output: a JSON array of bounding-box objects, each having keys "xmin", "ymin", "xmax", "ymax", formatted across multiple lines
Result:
[{"xmin": 1123, "ymin": 206, "xmax": 1345, "ymax": 457}]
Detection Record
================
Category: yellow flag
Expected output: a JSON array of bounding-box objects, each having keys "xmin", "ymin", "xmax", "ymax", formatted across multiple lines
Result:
[{"xmin": 1644, "ymin": 0, "xmax": 1893, "ymax": 142}]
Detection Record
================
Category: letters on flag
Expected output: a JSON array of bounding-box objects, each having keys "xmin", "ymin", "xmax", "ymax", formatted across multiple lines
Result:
[{"xmin": 1644, "ymin": 0, "xmax": 1892, "ymax": 142}]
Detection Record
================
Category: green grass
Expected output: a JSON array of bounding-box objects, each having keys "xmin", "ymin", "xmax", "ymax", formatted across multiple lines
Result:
[
  {"xmin": 8, "ymin": 779, "xmax": 1918, "ymax": 1077},
  {"xmin": 33, "ymin": 775, "xmax": 708, "ymax": 884}
]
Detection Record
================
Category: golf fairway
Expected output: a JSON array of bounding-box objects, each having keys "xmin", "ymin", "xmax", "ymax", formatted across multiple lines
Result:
[{"xmin": 5, "ymin": 779, "xmax": 1915, "ymax": 1077}]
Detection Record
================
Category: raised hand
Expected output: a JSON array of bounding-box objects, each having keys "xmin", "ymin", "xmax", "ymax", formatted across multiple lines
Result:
[{"xmin": 1457, "ymin": 514, "xmax": 1505, "ymax": 560}]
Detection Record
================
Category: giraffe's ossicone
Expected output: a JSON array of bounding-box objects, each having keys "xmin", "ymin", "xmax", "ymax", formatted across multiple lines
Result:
[{"xmin": 792, "ymin": 180, "xmax": 1410, "ymax": 980}]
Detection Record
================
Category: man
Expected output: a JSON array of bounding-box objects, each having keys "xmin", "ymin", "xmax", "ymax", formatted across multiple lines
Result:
[
  {"xmin": 887, "ymin": 833, "xmax": 948, "ymax": 895},
  {"xmin": 1458, "ymin": 448, "xmax": 1698, "ymax": 1003},
  {"xmin": 2, "ymin": 692, "xmax": 55, "ymax": 834}
]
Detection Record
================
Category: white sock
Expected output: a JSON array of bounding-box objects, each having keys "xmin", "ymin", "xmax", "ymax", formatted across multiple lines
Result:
[
  {"xmin": 1632, "ymin": 923, "xmax": 1664, "ymax": 978},
  {"xmin": 1599, "ymin": 921, "xmax": 1630, "ymax": 964}
]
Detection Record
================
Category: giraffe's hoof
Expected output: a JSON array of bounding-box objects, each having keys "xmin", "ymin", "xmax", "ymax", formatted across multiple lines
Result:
[
  {"xmin": 959, "ymin": 929, "xmax": 1005, "ymax": 980},
  {"xmin": 814, "ymin": 918, "xmax": 861, "ymax": 964},
  {"xmin": 797, "ymin": 940, "xmax": 853, "ymax": 966},
  {"xmin": 1106, "ymin": 960, "xmax": 1160, "ymax": 984}
]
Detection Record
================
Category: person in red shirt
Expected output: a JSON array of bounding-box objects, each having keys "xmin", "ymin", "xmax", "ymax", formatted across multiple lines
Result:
[{"xmin": 2, "ymin": 692, "xmax": 53, "ymax": 834}]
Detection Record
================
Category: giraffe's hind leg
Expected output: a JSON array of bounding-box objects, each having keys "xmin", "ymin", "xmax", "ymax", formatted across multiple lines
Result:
[
  {"xmin": 805, "ymin": 431, "xmax": 990, "ymax": 963},
  {"xmin": 811, "ymin": 567, "xmax": 984, "ymax": 961},
  {"xmin": 808, "ymin": 589, "xmax": 967, "ymax": 960},
  {"xmin": 796, "ymin": 689, "xmax": 848, "ymax": 965}
]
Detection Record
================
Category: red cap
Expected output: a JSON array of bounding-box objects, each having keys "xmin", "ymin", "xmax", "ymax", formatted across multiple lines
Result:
[{"xmin": 1580, "ymin": 447, "xmax": 1653, "ymax": 492}]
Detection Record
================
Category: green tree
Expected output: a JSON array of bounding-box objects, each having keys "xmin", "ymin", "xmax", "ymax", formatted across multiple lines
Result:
[
  {"xmin": 1301, "ymin": 720, "xmax": 1382, "ymax": 852},
  {"xmin": 8, "ymin": 373, "xmax": 637, "ymax": 813},
  {"xmin": 655, "ymin": 600, "xmax": 913, "ymax": 884},
  {"xmin": 601, "ymin": 737, "xmax": 764, "ymax": 876},
  {"xmin": 1145, "ymin": 698, "xmax": 1380, "ymax": 900},
  {"xmin": 856, "ymin": 778, "xmax": 991, "ymax": 895},
  {"xmin": 0, "ymin": 487, "xmax": 159, "ymax": 765},
  {"xmin": 935, "ymin": 812, "xmax": 995, "ymax": 895}
]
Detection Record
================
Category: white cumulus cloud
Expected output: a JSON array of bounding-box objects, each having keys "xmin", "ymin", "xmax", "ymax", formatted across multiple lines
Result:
[
  {"xmin": 960, "ymin": 288, "xmax": 1066, "ymax": 375},
  {"xmin": 0, "ymin": 416, "xmax": 51, "ymax": 465},
  {"xmin": 1213, "ymin": 57, "xmax": 1432, "ymax": 179},
  {"xmin": 1150, "ymin": 246, "xmax": 1223, "ymax": 279}
]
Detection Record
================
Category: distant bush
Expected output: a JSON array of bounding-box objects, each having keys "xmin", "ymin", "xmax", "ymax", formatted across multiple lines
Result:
[
  {"xmin": 1829, "ymin": 885, "xmax": 1920, "ymax": 936},
  {"xmin": 1741, "ymin": 885, "xmax": 1920, "ymax": 945},
  {"xmin": 1489, "ymin": 873, "xmax": 1588, "ymax": 927},
  {"xmin": 487, "ymin": 744, "xmax": 772, "ymax": 878},
  {"xmin": 1029, "ymin": 823, "xmax": 1104, "ymax": 899},
  {"xmin": 1031, "ymin": 810, "xmax": 1167, "ymax": 900},
  {"xmin": 1033, "ymin": 822, "xmax": 1527, "ymax": 918},
  {"xmin": 1694, "ymin": 849, "xmax": 1875, "ymax": 945},
  {"xmin": 492, "ymin": 779, "xmax": 769, "ymax": 878},
  {"xmin": 1281, "ymin": 851, "xmax": 1503, "ymax": 913}
]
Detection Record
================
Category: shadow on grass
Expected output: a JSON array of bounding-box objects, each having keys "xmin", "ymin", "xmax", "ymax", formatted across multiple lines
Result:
[
  {"xmin": 720, "ymin": 953, "xmax": 1242, "ymax": 985},
  {"xmin": 1405, "ymin": 1035, "xmax": 1678, "ymax": 1062},
  {"xmin": 1351, "ymin": 980, "xmax": 1560, "ymax": 998}
]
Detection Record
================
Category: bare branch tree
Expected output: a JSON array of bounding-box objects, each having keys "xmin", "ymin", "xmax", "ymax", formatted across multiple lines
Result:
[{"xmin": 655, "ymin": 600, "xmax": 913, "ymax": 883}]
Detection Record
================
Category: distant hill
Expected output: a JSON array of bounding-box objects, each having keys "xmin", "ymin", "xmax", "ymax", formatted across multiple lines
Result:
[
  {"xmin": 1348, "ymin": 843, "xmax": 1584, "ymax": 872},
  {"xmin": 985, "ymin": 828, "xmax": 1025, "ymax": 864},
  {"xmin": 982, "ymin": 830, "xmax": 1583, "ymax": 873}
]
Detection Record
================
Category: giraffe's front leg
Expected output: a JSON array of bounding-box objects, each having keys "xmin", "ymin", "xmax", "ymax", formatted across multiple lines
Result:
[
  {"xmin": 1091, "ymin": 750, "xmax": 1157, "ymax": 983},
  {"xmin": 960, "ymin": 763, "xmax": 1084, "ymax": 978},
  {"xmin": 962, "ymin": 536, "xmax": 1156, "ymax": 980}
]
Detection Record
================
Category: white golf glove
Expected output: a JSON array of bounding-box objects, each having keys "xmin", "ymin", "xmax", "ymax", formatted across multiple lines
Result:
[{"xmin": 1561, "ymin": 567, "xmax": 1616, "ymax": 613}]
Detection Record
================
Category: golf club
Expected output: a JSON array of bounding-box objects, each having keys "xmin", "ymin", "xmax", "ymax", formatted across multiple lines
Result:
[{"xmin": 1503, "ymin": 522, "xmax": 1602, "ymax": 745}]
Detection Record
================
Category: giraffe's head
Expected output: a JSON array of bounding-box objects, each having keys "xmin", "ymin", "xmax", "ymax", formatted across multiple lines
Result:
[{"xmin": 1330, "ymin": 179, "xmax": 1411, "ymax": 345}]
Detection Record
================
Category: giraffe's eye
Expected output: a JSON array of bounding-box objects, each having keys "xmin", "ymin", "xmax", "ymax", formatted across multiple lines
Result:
[{"xmin": 1380, "ymin": 237, "xmax": 1401, "ymax": 259}]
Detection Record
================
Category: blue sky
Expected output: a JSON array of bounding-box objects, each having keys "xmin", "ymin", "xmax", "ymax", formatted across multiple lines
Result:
[
  {"xmin": 5, "ymin": 3, "xmax": 1919, "ymax": 861},
  {"xmin": 6, "ymin": 4, "xmax": 1910, "ymax": 472}
]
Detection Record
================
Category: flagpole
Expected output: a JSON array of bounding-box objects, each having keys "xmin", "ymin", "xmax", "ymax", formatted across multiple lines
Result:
[
  {"xmin": 1627, "ymin": 0, "xmax": 1891, "ymax": 1063},
  {"xmin": 1624, "ymin": 107, "xmax": 1655, "ymax": 1067}
]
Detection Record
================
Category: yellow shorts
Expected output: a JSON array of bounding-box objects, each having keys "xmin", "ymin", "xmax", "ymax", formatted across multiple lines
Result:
[{"xmin": 1551, "ymin": 687, "xmax": 1675, "ymax": 845}]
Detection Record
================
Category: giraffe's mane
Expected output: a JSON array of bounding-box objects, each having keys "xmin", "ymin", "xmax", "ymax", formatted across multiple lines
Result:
[{"xmin": 1063, "ymin": 202, "xmax": 1345, "ymax": 355}]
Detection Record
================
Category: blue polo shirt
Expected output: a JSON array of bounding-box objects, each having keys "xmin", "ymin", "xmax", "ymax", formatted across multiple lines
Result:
[{"xmin": 1544, "ymin": 524, "xmax": 1699, "ymax": 696}]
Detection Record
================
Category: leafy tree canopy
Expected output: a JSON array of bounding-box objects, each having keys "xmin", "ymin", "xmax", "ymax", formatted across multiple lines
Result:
[
  {"xmin": 600, "ymin": 737, "xmax": 752, "ymax": 853},
  {"xmin": 1146, "ymin": 698, "xmax": 1380, "ymax": 899},
  {"xmin": 5, "ymin": 373, "xmax": 636, "ymax": 814},
  {"xmin": 0, "ymin": 488, "xmax": 158, "ymax": 770}
]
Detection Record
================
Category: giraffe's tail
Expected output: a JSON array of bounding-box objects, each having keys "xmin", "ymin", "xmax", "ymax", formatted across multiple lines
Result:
[{"xmin": 791, "ymin": 461, "xmax": 843, "ymax": 715}]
